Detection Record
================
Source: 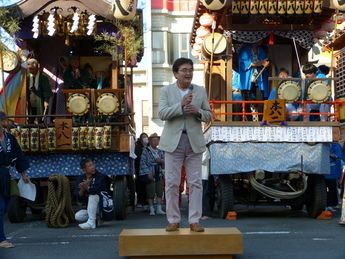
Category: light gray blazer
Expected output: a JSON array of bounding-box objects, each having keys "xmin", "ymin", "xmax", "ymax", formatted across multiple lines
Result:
[{"xmin": 158, "ymin": 82, "xmax": 212, "ymax": 153}]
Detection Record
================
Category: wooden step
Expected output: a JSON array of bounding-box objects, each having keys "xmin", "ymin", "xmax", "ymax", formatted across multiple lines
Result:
[{"xmin": 119, "ymin": 227, "xmax": 243, "ymax": 258}]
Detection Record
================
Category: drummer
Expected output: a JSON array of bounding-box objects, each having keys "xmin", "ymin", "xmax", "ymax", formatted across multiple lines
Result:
[
  {"xmin": 268, "ymin": 68, "xmax": 300, "ymax": 121},
  {"xmin": 302, "ymin": 64, "xmax": 329, "ymax": 121}
]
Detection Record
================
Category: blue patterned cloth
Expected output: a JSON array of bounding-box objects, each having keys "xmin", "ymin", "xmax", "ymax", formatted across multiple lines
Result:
[
  {"xmin": 209, "ymin": 142, "xmax": 330, "ymax": 175},
  {"xmin": 12, "ymin": 152, "xmax": 133, "ymax": 179},
  {"xmin": 224, "ymin": 30, "xmax": 314, "ymax": 49}
]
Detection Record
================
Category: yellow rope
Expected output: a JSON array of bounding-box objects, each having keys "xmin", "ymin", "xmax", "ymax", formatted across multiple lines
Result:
[{"xmin": 45, "ymin": 174, "xmax": 75, "ymax": 228}]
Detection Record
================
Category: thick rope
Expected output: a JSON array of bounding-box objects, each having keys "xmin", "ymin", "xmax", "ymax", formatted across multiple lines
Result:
[{"xmin": 45, "ymin": 174, "xmax": 75, "ymax": 228}]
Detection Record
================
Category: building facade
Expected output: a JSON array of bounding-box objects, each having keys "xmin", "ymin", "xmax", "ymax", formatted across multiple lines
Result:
[{"xmin": 134, "ymin": 0, "xmax": 203, "ymax": 137}]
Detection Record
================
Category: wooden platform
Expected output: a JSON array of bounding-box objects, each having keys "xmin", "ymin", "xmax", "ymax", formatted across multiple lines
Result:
[{"xmin": 119, "ymin": 227, "xmax": 243, "ymax": 258}]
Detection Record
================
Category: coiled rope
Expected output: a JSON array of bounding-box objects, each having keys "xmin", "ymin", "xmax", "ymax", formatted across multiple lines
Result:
[
  {"xmin": 45, "ymin": 174, "xmax": 75, "ymax": 228},
  {"xmin": 248, "ymin": 171, "xmax": 308, "ymax": 200}
]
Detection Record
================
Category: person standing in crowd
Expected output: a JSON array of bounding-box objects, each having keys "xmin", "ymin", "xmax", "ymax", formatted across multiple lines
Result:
[
  {"xmin": 0, "ymin": 111, "xmax": 30, "ymax": 248},
  {"xmin": 135, "ymin": 133, "xmax": 149, "ymax": 211},
  {"xmin": 73, "ymin": 158, "xmax": 108, "ymax": 230},
  {"xmin": 63, "ymin": 55, "xmax": 89, "ymax": 89},
  {"xmin": 238, "ymin": 40, "xmax": 270, "ymax": 121},
  {"xmin": 158, "ymin": 57, "xmax": 212, "ymax": 232},
  {"xmin": 302, "ymin": 63, "xmax": 329, "ymax": 121},
  {"xmin": 325, "ymin": 142, "xmax": 345, "ymax": 212},
  {"xmin": 139, "ymin": 133, "xmax": 165, "ymax": 216},
  {"xmin": 201, "ymin": 148, "xmax": 212, "ymax": 220},
  {"xmin": 26, "ymin": 58, "xmax": 53, "ymax": 124}
]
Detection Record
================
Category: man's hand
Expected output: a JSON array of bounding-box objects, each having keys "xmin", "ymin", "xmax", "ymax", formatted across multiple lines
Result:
[
  {"xmin": 20, "ymin": 172, "xmax": 30, "ymax": 183},
  {"xmin": 78, "ymin": 179, "xmax": 91, "ymax": 190},
  {"xmin": 183, "ymin": 104, "xmax": 198, "ymax": 114},
  {"xmin": 44, "ymin": 101, "xmax": 49, "ymax": 108},
  {"xmin": 181, "ymin": 92, "xmax": 193, "ymax": 107},
  {"xmin": 147, "ymin": 174, "xmax": 154, "ymax": 181},
  {"xmin": 155, "ymin": 157, "xmax": 163, "ymax": 164}
]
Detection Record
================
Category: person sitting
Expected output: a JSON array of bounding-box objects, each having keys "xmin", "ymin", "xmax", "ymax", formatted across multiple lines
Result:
[
  {"xmin": 302, "ymin": 63, "xmax": 329, "ymax": 121},
  {"xmin": 26, "ymin": 58, "xmax": 53, "ymax": 124},
  {"xmin": 63, "ymin": 55, "xmax": 89, "ymax": 89},
  {"xmin": 139, "ymin": 133, "xmax": 165, "ymax": 216},
  {"xmin": 73, "ymin": 158, "xmax": 108, "ymax": 229}
]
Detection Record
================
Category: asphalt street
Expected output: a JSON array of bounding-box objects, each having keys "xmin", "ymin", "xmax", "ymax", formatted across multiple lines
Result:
[{"xmin": 1, "ymin": 196, "xmax": 345, "ymax": 259}]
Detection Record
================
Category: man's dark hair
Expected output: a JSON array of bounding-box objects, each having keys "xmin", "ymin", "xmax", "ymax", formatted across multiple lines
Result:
[
  {"xmin": 279, "ymin": 68, "xmax": 289, "ymax": 75},
  {"xmin": 80, "ymin": 158, "xmax": 93, "ymax": 169},
  {"xmin": 172, "ymin": 58, "xmax": 193, "ymax": 73},
  {"xmin": 302, "ymin": 63, "xmax": 317, "ymax": 75},
  {"xmin": 0, "ymin": 111, "xmax": 6, "ymax": 121},
  {"xmin": 318, "ymin": 65, "xmax": 330, "ymax": 76}
]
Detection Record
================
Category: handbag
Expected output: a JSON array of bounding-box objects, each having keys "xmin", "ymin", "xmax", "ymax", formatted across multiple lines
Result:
[
  {"xmin": 99, "ymin": 191, "xmax": 114, "ymax": 221},
  {"xmin": 10, "ymin": 179, "xmax": 20, "ymax": 196}
]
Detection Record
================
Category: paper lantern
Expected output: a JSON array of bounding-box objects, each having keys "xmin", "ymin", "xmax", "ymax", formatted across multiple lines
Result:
[
  {"xmin": 332, "ymin": 0, "xmax": 345, "ymax": 11},
  {"xmin": 192, "ymin": 49, "xmax": 200, "ymax": 59},
  {"xmin": 201, "ymin": 0, "xmax": 227, "ymax": 11},
  {"xmin": 195, "ymin": 36, "xmax": 204, "ymax": 45},
  {"xmin": 314, "ymin": 29, "xmax": 327, "ymax": 39},
  {"xmin": 199, "ymin": 13, "xmax": 214, "ymax": 26},
  {"xmin": 112, "ymin": 0, "xmax": 137, "ymax": 21},
  {"xmin": 193, "ymin": 43, "xmax": 202, "ymax": 53},
  {"xmin": 321, "ymin": 18, "xmax": 335, "ymax": 32},
  {"xmin": 196, "ymin": 26, "xmax": 211, "ymax": 38}
]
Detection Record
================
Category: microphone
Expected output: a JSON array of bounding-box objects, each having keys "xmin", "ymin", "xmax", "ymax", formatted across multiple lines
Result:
[{"xmin": 188, "ymin": 85, "xmax": 194, "ymax": 93}]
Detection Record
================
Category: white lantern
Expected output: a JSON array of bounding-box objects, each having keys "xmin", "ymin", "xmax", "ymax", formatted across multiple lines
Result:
[
  {"xmin": 201, "ymin": 0, "xmax": 227, "ymax": 11},
  {"xmin": 199, "ymin": 13, "xmax": 214, "ymax": 26},
  {"xmin": 332, "ymin": 0, "xmax": 345, "ymax": 11},
  {"xmin": 191, "ymin": 49, "xmax": 200, "ymax": 59},
  {"xmin": 196, "ymin": 26, "xmax": 211, "ymax": 38},
  {"xmin": 112, "ymin": 0, "xmax": 137, "ymax": 21}
]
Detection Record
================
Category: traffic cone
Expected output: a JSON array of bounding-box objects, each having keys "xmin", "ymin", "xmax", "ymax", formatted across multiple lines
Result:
[
  {"xmin": 226, "ymin": 211, "xmax": 237, "ymax": 220},
  {"xmin": 317, "ymin": 211, "xmax": 332, "ymax": 220}
]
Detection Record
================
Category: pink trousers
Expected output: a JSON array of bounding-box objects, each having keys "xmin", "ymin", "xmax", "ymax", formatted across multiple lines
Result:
[{"xmin": 164, "ymin": 133, "xmax": 203, "ymax": 224}]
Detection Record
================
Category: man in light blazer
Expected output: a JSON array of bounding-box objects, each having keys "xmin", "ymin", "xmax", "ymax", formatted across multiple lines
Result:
[{"xmin": 158, "ymin": 58, "xmax": 212, "ymax": 232}]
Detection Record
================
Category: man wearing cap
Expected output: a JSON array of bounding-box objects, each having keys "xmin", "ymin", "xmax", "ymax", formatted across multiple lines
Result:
[
  {"xmin": 158, "ymin": 57, "xmax": 212, "ymax": 232},
  {"xmin": 26, "ymin": 58, "xmax": 53, "ymax": 124},
  {"xmin": 63, "ymin": 55, "xmax": 89, "ymax": 89},
  {"xmin": 139, "ymin": 133, "xmax": 165, "ymax": 216}
]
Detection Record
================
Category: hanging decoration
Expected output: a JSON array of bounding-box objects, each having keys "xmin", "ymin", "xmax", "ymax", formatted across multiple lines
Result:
[
  {"xmin": 332, "ymin": 0, "xmax": 345, "ymax": 11},
  {"xmin": 196, "ymin": 26, "xmax": 211, "ymax": 38},
  {"xmin": 199, "ymin": 13, "xmax": 215, "ymax": 26},
  {"xmin": 201, "ymin": 0, "xmax": 227, "ymax": 11},
  {"xmin": 32, "ymin": 15, "xmax": 40, "ymax": 38},
  {"xmin": 112, "ymin": 0, "xmax": 137, "ymax": 21},
  {"xmin": 30, "ymin": 8, "xmax": 97, "ymax": 39}
]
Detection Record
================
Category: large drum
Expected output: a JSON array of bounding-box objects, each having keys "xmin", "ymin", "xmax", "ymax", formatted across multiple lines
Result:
[
  {"xmin": 0, "ymin": 50, "xmax": 20, "ymax": 73},
  {"xmin": 277, "ymin": 81, "xmax": 301, "ymax": 103},
  {"xmin": 307, "ymin": 80, "xmax": 331, "ymax": 103},
  {"xmin": 96, "ymin": 93, "xmax": 119, "ymax": 115},
  {"xmin": 202, "ymin": 32, "xmax": 227, "ymax": 59},
  {"xmin": 66, "ymin": 93, "xmax": 90, "ymax": 116}
]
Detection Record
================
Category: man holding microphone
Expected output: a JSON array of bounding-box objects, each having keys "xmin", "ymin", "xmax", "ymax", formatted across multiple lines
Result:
[{"xmin": 158, "ymin": 58, "xmax": 212, "ymax": 232}]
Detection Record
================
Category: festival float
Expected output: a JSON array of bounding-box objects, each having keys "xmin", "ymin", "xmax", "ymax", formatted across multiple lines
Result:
[
  {"xmin": 0, "ymin": 0, "xmax": 143, "ymax": 223},
  {"xmin": 191, "ymin": 0, "xmax": 343, "ymax": 218}
]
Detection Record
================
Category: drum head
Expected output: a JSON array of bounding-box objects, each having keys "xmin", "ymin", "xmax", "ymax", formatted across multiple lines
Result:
[
  {"xmin": 67, "ymin": 93, "xmax": 90, "ymax": 115},
  {"xmin": 0, "ymin": 50, "xmax": 19, "ymax": 73},
  {"xmin": 202, "ymin": 32, "xmax": 227, "ymax": 57},
  {"xmin": 307, "ymin": 80, "xmax": 331, "ymax": 103},
  {"xmin": 96, "ymin": 93, "xmax": 119, "ymax": 115},
  {"xmin": 277, "ymin": 81, "xmax": 301, "ymax": 103}
]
